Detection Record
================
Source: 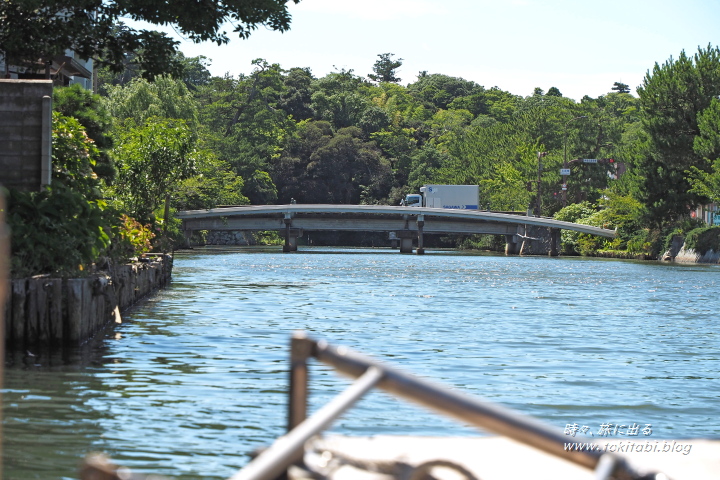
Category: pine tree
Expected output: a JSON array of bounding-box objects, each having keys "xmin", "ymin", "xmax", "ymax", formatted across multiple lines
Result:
[{"xmin": 634, "ymin": 45, "xmax": 720, "ymax": 225}]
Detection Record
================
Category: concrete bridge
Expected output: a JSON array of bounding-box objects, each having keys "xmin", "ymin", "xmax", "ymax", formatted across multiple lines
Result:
[{"xmin": 176, "ymin": 204, "xmax": 616, "ymax": 255}]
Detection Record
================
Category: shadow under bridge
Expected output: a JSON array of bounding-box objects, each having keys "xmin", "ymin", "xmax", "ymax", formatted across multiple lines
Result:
[{"xmin": 176, "ymin": 204, "xmax": 616, "ymax": 255}]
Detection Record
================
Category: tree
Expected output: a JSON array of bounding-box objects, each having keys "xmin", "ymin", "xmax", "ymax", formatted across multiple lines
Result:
[
  {"xmin": 53, "ymin": 84, "xmax": 116, "ymax": 180},
  {"xmin": 311, "ymin": 69, "xmax": 372, "ymax": 129},
  {"xmin": 0, "ymin": 0, "xmax": 299, "ymax": 78},
  {"xmin": 103, "ymin": 76, "xmax": 199, "ymax": 129},
  {"xmin": 611, "ymin": 82, "xmax": 631, "ymax": 94},
  {"xmin": 196, "ymin": 59, "xmax": 294, "ymax": 203},
  {"xmin": 176, "ymin": 53, "xmax": 213, "ymax": 90},
  {"xmin": 687, "ymin": 97, "xmax": 720, "ymax": 204},
  {"xmin": 634, "ymin": 45, "xmax": 720, "ymax": 225},
  {"xmin": 408, "ymin": 73, "xmax": 482, "ymax": 111},
  {"xmin": 546, "ymin": 86, "xmax": 562, "ymax": 97},
  {"xmin": 368, "ymin": 53, "xmax": 403, "ymax": 83},
  {"xmin": 112, "ymin": 117, "xmax": 198, "ymax": 223},
  {"xmin": 273, "ymin": 121, "xmax": 392, "ymax": 204}
]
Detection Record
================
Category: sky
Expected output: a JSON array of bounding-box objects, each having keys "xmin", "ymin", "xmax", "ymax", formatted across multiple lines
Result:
[{"xmin": 145, "ymin": 0, "xmax": 720, "ymax": 101}]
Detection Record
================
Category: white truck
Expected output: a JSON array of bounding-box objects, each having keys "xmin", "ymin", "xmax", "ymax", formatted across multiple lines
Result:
[{"xmin": 404, "ymin": 185, "xmax": 480, "ymax": 209}]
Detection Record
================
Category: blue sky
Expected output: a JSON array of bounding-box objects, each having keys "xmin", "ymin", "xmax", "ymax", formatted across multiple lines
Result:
[{"xmin": 148, "ymin": 0, "xmax": 720, "ymax": 101}]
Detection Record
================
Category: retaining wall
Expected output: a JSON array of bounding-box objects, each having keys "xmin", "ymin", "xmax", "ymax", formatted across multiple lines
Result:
[
  {"xmin": 206, "ymin": 230, "xmax": 255, "ymax": 245},
  {"xmin": 4, "ymin": 254, "xmax": 172, "ymax": 349},
  {"xmin": 662, "ymin": 234, "xmax": 720, "ymax": 264}
]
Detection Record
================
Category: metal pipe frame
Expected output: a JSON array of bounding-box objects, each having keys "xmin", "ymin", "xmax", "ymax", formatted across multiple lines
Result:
[
  {"xmin": 229, "ymin": 365, "xmax": 383, "ymax": 480},
  {"xmin": 229, "ymin": 332, "xmax": 661, "ymax": 480}
]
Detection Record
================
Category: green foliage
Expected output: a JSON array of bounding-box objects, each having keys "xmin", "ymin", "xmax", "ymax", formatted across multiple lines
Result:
[
  {"xmin": 311, "ymin": 69, "xmax": 372, "ymax": 129},
  {"xmin": 254, "ymin": 231, "xmax": 282, "ymax": 245},
  {"xmin": 245, "ymin": 170, "xmax": 278, "ymax": 205},
  {"xmin": 683, "ymin": 226, "xmax": 720, "ymax": 255},
  {"xmin": 612, "ymin": 82, "xmax": 631, "ymax": 94},
  {"xmin": 554, "ymin": 202, "xmax": 598, "ymax": 254},
  {"xmin": 104, "ymin": 76, "xmax": 199, "ymax": 129},
  {"xmin": 51, "ymin": 112, "xmax": 102, "ymax": 199},
  {"xmin": 368, "ymin": 53, "xmax": 403, "ymax": 83},
  {"xmin": 634, "ymin": 45, "xmax": 720, "ymax": 225},
  {"xmin": 107, "ymin": 214, "xmax": 155, "ymax": 261},
  {"xmin": 0, "ymin": 0, "xmax": 298, "ymax": 78},
  {"xmin": 54, "ymin": 85, "xmax": 117, "ymax": 181},
  {"xmin": 7, "ymin": 186, "xmax": 110, "ymax": 278},
  {"xmin": 196, "ymin": 60, "xmax": 295, "ymax": 202},
  {"xmin": 273, "ymin": 121, "xmax": 392, "ymax": 204},
  {"xmin": 53, "ymin": 85, "xmax": 114, "ymax": 150},
  {"xmin": 173, "ymin": 154, "xmax": 249, "ymax": 210},
  {"xmin": 113, "ymin": 117, "xmax": 198, "ymax": 223},
  {"xmin": 408, "ymin": 73, "xmax": 482, "ymax": 111}
]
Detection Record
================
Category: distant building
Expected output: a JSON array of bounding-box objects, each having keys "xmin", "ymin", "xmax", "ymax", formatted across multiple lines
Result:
[
  {"xmin": 691, "ymin": 204, "xmax": 719, "ymax": 226},
  {"xmin": 1, "ymin": 49, "xmax": 93, "ymax": 90}
]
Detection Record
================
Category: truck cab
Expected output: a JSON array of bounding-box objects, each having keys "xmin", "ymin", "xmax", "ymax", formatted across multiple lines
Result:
[{"xmin": 404, "ymin": 194, "xmax": 423, "ymax": 207}]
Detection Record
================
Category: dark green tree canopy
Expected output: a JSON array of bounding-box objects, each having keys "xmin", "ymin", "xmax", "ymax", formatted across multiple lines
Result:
[
  {"xmin": 368, "ymin": 53, "xmax": 403, "ymax": 83},
  {"xmin": 0, "ymin": 0, "xmax": 299, "ymax": 78},
  {"xmin": 634, "ymin": 45, "xmax": 720, "ymax": 224},
  {"xmin": 546, "ymin": 86, "xmax": 562, "ymax": 97},
  {"xmin": 407, "ymin": 73, "xmax": 483, "ymax": 110},
  {"xmin": 611, "ymin": 82, "xmax": 631, "ymax": 94}
]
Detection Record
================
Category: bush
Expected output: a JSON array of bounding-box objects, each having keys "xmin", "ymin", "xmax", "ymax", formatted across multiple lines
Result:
[
  {"xmin": 684, "ymin": 226, "xmax": 720, "ymax": 255},
  {"xmin": 7, "ymin": 186, "xmax": 110, "ymax": 277},
  {"xmin": 554, "ymin": 202, "xmax": 597, "ymax": 255},
  {"xmin": 106, "ymin": 214, "xmax": 155, "ymax": 262}
]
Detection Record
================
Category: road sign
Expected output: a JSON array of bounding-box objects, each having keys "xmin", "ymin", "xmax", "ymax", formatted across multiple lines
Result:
[
  {"xmin": 562, "ymin": 186, "xmax": 567, "ymax": 191},
  {"xmin": 560, "ymin": 168, "xmax": 571, "ymax": 175},
  {"xmin": 582, "ymin": 158, "xmax": 598, "ymax": 163}
]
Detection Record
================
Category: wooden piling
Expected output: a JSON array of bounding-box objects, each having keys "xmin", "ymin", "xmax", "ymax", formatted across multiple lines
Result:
[{"xmin": 4, "ymin": 255, "xmax": 173, "ymax": 349}]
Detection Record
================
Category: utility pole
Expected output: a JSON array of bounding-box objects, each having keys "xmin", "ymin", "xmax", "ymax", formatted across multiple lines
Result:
[
  {"xmin": 562, "ymin": 116, "xmax": 587, "ymax": 207},
  {"xmin": 535, "ymin": 151, "xmax": 547, "ymax": 217}
]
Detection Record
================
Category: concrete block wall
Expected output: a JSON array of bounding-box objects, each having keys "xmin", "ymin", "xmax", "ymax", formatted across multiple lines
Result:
[{"xmin": 0, "ymin": 79, "xmax": 53, "ymax": 191}]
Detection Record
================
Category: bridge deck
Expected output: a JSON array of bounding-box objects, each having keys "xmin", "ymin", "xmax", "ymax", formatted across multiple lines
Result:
[{"xmin": 177, "ymin": 204, "xmax": 616, "ymax": 238}]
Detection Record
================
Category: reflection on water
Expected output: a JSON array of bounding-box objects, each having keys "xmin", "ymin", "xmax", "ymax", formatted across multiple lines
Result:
[{"xmin": 4, "ymin": 246, "xmax": 720, "ymax": 479}]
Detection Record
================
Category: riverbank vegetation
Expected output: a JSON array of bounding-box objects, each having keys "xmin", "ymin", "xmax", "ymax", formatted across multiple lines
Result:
[{"xmin": 6, "ymin": 23, "xmax": 720, "ymax": 273}]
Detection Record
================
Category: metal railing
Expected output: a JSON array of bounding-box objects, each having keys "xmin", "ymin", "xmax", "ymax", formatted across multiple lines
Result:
[{"xmin": 228, "ymin": 331, "xmax": 665, "ymax": 480}]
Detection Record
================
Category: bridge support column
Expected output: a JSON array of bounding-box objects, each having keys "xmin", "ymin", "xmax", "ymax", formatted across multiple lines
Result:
[
  {"xmin": 282, "ymin": 227, "xmax": 303, "ymax": 253},
  {"xmin": 183, "ymin": 222, "xmax": 193, "ymax": 248},
  {"xmin": 549, "ymin": 228, "xmax": 560, "ymax": 257},
  {"xmin": 396, "ymin": 230, "xmax": 415, "ymax": 254},
  {"xmin": 416, "ymin": 215, "xmax": 425, "ymax": 255},
  {"xmin": 505, "ymin": 234, "xmax": 520, "ymax": 255},
  {"xmin": 282, "ymin": 213, "xmax": 301, "ymax": 252}
]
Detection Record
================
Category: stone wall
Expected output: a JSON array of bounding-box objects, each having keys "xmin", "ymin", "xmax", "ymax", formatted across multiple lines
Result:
[
  {"xmin": 205, "ymin": 230, "xmax": 256, "ymax": 245},
  {"xmin": 0, "ymin": 79, "xmax": 53, "ymax": 191},
  {"xmin": 668, "ymin": 247, "xmax": 720, "ymax": 264},
  {"xmin": 4, "ymin": 254, "xmax": 173, "ymax": 349}
]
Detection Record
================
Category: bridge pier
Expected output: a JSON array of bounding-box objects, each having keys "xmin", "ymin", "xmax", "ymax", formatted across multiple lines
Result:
[
  {"xmin": 549, "ymin": 228, "xmax": 560, "ymax": 257},
  {"xmin": 183, "ymin": 226, "xmax": 193, "ymax": 248},
  {"xmin": 417, "ymin": 215, "xmax": 425, "ymax": 255},
  {"xmin": 505, "ymin": 234, "xmax": 520, "ymax": 255},
  {"xmin": 282, "ymin": 213, "xmax": 303, "ymax": 252},
  {"xmin": 396, "ymin": 230, "xmax": 416, "ymax": 254},
  {"xmin": 282, "ymin": 227, "xmax": 303, "ymax": 252}
]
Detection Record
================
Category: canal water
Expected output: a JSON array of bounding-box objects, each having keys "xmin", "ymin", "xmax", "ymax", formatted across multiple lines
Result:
[{"xmin": 3, "ymin": 247, "xmax": 720, "ymax": 479}]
